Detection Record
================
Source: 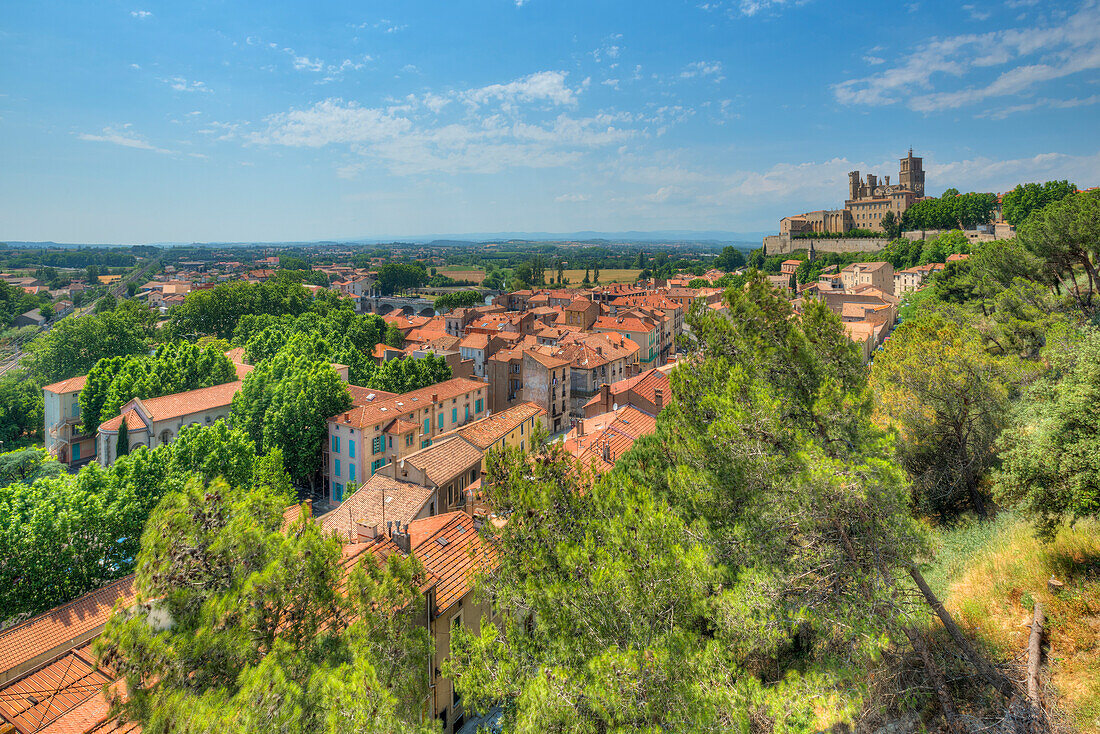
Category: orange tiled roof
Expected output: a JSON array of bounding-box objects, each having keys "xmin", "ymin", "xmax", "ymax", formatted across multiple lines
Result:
[
  {"xmin": 331, "ymin": 378, "xmax": 485, "ymax": 431},
  {"xmin": 452, "ymin": 402, "xmax": 545, "ymax": 450},
  {"xmin": 41, "ymin": 375, "xmax": 88, "ymax": 395},
  {"xmin": 0, "ymin": 576, "xmax": 135, "ymax": 680},
  {"xmin": 97, "ymin": 381, "xmax": 242, "ymax": 433},
  {"xmin": 402, "ymin": 437, "xmax": 482, "ymax": 487},
  {"xmin": 593, "ymin": 316, "xmax": 655, "ymax": 333},
  {"xmin": 410, "ymin": 512, "xmax": 496, "ymax": 616},
  {"xmin": 320, "ymin": 475, "xmax": 434, "ymax": 540}
]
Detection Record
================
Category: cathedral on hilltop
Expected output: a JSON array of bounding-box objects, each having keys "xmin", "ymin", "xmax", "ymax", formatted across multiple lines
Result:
[{"xmin": 780, "ymin": 150, "xmax": 926, "ymax": 236}]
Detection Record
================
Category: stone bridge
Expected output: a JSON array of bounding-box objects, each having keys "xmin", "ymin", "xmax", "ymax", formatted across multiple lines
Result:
[{"xmin": 358, "ymin": 295, "xmax": 438, "ymax": 317}]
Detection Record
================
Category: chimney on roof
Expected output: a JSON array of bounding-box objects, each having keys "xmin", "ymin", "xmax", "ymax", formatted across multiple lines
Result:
[
  {"xmin": 595, "ymin": 345, "xmax": 602, "ymax": 355},
  {"xmin": 576, "ymin": 417, "xmax": 585, "ymax": 437},
  {"xmin": 392, "ymin": 522, "xmax": 411, "ymax": 554},
  {"xmin": 357, "ymin": 521, "xmax": 379, "ymax": 542},
  {"xmin": 600, "ymin": 382, "xmax": 611, "ymax": 411},
  {"xmin": 431, "ymin": 392, "xmax": 438, "ymax": 404},
  {"xmin": 654, "ymin": 387, "xmax": 664, "ymax": 411},
  {"xmin": 387, "ymin": 520, "xmax": 394, "ymax": 537},
  {"xmin": 601, "ymin": 440, "xmax": 611, "ymax": 463},
  {"xmin": 344, "ymin": 413, "xmax": 351, "ymax": 423}
]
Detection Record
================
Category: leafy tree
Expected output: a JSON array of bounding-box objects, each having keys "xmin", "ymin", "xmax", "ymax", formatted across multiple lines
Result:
[
  {"xmin": 279, "ymin": 255, "xmax": 309, "ymax": 271},
  {"xmin": 80, "ymin": 343, "xmax": 237, "ymax": 431},
  {"xmin": 995, "ymin": 326, "xmax": 1100, "ymax": 537},
  {"xmin": 1016, "ymin": 190, "xmax": 1100, "ymax": 316},
  {"xmin": 96, "ymin": 479, "xmax": 434, "ymax": 734},
  {"xmin": 0, "ymin": 447, "xmax": 65, "ymax": 488},
  {"xmin": 448, "ymin": 276, "xmax": 980, "ymax": 730},
  {"xmin": 232, "ymin": 356, "xmax": 351, "ymax": 489},
  {"xmin": 23, "ymin": 310, "xmax": 148, "ymax": 384},
  {"xmin": 870, "ymin": 312, "xmax": 1022, "ymax": 519},
  {"xmin": 881, "ymin": 210, "xmax": 901, "ymax": 239},
  {"xmin": 95, "ymin": 293, "xmax": 118, "ymax": 313},
  {"xmin": 512, "ymin": 261, "xmax": 534, "ymax": 288},
  {"xmin": 1001, "ymin": 180, "xmax": 1077, "ymax": 226},
  {"xmin": 0, "ymin": 420, "xmax": 291, "ymax": 625},
  {"xmin": 434, "ymin": 290, "xmax": 482, "ymax": 311},
  {"xmin": 0, "ymin": 371, "xmax": 44, "ymax": 447},
  {"xmin": 368, "ymin": 354, "xmax": 451, "ymax": 394},
  {"xmin": 713, "ymin": 245, "xmax": 746, "ymax": 271},
  {"xmin": 168, "ymin": 278, "xmax": 313, "ymax": 340},
  {"xmin": 0, "ymin": 449, "xmax": 171, "ymax": 624},
  {"xmin": 384, "ymin": 323, "xmax": 404, "ymax": 348},
  {"xmin": 376, "ymin": 263, "xmax": 428, "ymax": 295}
]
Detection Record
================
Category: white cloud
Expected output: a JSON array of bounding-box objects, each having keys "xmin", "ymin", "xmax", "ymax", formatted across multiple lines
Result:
[
  {"xmin": 680, "ymin": 61, "xmax": 725, "ymax": 81},
  {"xmin": 976, "ymin": 93, "xmax": 1100, "ymax": 119},
  {"xmin": 130, "ymin": 10, "xmax": 152, "ymax": 18},
  {"xmin": 250, "ymin": 99, "xmax": 412, "ymax": 147},
  {"xmin": 77, "ymin": 125, "xmax": 174, "ymax": 154},
  {"xmin": 163, "ymin": 76, "xmax": 211, "ymax": 93},
  {"xmin": 833, "ymin": 2, "xmax": 1100, "ymax": 112},
  {"xmin": 555, "ymin": 193, "xmax": 590, "ymax": 202},
  {"xmin": 291, "ymin": 54, "xmax": 324, "ymax": 72},
  {"xmin": 463, "ymin": 70, "xmax": 581, "ymax": 109},
  {"xmin": 862, "ymin": 55, "xmax": 885, "ymax": 65},
  {"xmin": 129, "ymin": 63, "xmax": 141, "ymax": 70},
  {"xmin": 961, "ymin": 4, "xmax": 992, "ymax": 20},
  {"xmin": 251, "ymin": 79, "xmax": 636, "ymax": 177}
]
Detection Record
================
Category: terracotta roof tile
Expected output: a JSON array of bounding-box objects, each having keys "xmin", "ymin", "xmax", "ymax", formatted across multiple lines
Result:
[
  {"xmin": 0, "ymin": 576, "xmax": 135, "ymax": 681},
  {"xmin": 331, "ymin": 378, "xmax": 486, "ymax": 431},
  {"xmin": 319, "ymin": 475, "xmax": 434, "ymax": 540},
  {"xmin": 410, "ymin": 513, "xmax": 496, "ymax": 615},
  {"xmin": 403, "ymin": 437, "xmax": 482, "ymax": 486},
  {"xmin": 97, "ymin": 382, "xmax": 242, "ymax": 433},
  {"xmin": 451, "ymin": 402, "xmax": 545, "ymax": 450},
  {"xmin": 41, "ymin": 376, "xmax": 88, "ymax": 395}
]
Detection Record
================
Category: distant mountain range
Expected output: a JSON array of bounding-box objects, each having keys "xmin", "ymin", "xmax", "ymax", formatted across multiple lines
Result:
[{"xmin": 3, "ymin": 230, "xmax": 770, "ymax": 249}]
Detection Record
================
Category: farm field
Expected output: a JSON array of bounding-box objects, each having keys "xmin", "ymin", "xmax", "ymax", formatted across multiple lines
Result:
[
  {"xmin": 559, "ymin": 268, "xmax": 642, "ymax": 285},
  {"xmin": 436, "ymin": 267, "xmax": 486, "ymax": 284}
]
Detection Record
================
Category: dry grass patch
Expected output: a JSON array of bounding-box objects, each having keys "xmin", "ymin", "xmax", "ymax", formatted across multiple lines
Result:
[{"xmin": 942, "ymin": 517, "xmax": 1100, "ymax": 731}]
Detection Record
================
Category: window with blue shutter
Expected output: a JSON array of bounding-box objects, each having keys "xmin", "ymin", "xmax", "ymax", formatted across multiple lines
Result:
[
  {"xmin": 423, "ymin": 417, "xmax": 430, "ymax": 435},
  {"xmin": 438, "ymin": 413, "xmax": 443, "ymax": 430},
  {"xmin": 465, "ymin": 404, "xmax": 470, "ymax": 421},
  {"xmin": 475, "ymin": 398, "xmax": 483, "ymax": 413},
  {"xmin": 334, "ymin": 459, "xmax": 341, "ymax": 478},
  {"xmin": 452, "ymin": 408, "xmax": 457, "ymax": 424},
  {"xmin": 348, "ymin": 440, "xmax": 355, "ymax": 458},
  {"xmin": 349, "ymin": 463, "xmax": 356, "ymax": 481}
]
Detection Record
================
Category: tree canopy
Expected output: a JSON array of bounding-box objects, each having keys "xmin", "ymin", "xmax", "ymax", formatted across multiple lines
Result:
[
  {"xmin": 1001, "ymin": 180, "xmax": 1077, "ymax": 226},
  {"xmin": 80, "ymin": 342, "xmax": 237, "ymax": 431},
  {"xmin": 996, "ymin": 326, "xmax": 1100, "ymax": 537},
  {"xmin": 96, "ymin": 478, "xmax": 434, "ymax": 734}
]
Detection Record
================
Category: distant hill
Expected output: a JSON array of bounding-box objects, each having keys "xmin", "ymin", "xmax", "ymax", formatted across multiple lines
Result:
[{"xmin": 3, "ymin": 231, "xmax": 768, "ymax": 249}]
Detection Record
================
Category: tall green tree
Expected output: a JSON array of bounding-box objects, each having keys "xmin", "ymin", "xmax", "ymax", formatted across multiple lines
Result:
[
  {"xmin": 96, "ymin": 479, "xmax": 434, "ymax": 734},
  {"xmin": 1001, "ymin": 180, "xmax": 1077, "ymax": 226},
  {"xmin": 23, "ymin": 310, "xmax": 148, "ymax": 384},
  {"xmin": 116, "ymin": 419, "xmax": 131, "ymax": 456},
  {"xmin": 870, "ymin": 312, "xmax": 1021, "ymax": 519},
  {"xmin": 1016, "ymin": 190, "xmax": 1100, "ymax": 316},
  {"xmin": 996, "ymin": 326, "xmax": 1100, "ymax": 537}
]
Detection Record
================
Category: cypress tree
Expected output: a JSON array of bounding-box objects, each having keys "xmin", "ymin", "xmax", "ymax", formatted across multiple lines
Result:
[{"xmin": 116, "ymin": 418, "xmax": 131, "ymax": 457}]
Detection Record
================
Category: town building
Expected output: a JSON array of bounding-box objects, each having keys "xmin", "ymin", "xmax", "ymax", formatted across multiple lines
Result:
[
  {"xmin": 324, "ymin": 378, "xmax": 489, "ymax": 504},
  {"xmin": 42, "ymin": 375, "xmax": 96, "ymax": 468},
  {"xmin": 779, "ymin": 150, "xmax": 926, "ymax": 236},
  {"xmin": 840, "ymin": 261, "xmax": 895, "ymax": 295}
]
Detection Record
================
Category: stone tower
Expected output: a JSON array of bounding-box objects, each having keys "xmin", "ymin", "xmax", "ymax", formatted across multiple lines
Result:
[
  {"xmin": 899, "ymin": 149, "xmax": 925, "ymax": 197},
  {"xmin": 848, "ymin": 170, "xmax": 860, "ymax": 201}
]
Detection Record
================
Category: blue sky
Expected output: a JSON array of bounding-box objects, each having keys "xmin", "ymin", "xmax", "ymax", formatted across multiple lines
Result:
[{"xmin": 1, "ymin": 0, "xmax": 1098, "ymax": 243}]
